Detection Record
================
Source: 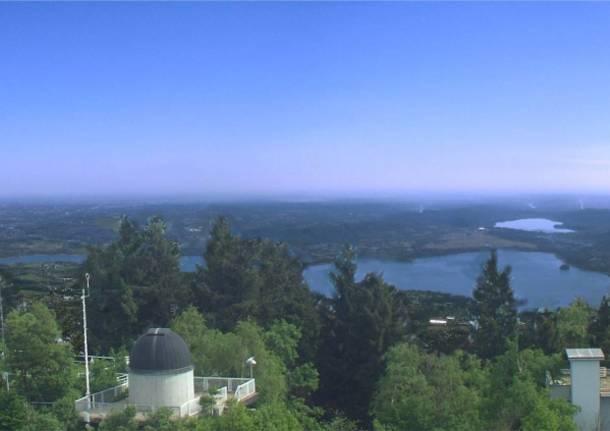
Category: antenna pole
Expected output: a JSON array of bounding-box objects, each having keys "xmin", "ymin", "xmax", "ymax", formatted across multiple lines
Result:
[
  {"xmin": 0, "ymin": 276, "xmax": 8, "ymax": 392},
  {"xmin": 0, "ymin": 276, "xmax": 6, "ymax": 360},
  {"xmin": 82, "ymin": 273, "xmax": 91, "ymax": 412}
]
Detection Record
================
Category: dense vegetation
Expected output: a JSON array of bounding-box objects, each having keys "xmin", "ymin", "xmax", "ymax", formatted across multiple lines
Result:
[
  {"xmin": 2, "ymin": 214, "xmax": 610, "ymax": 430},
  {"xmin": 3, "ymin": 199, "xmax": 610, "ymax": 274}
]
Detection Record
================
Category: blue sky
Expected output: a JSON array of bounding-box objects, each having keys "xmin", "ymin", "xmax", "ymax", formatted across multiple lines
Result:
[{"xmin": 1, "ymin": 2, "xmax": 609, "ymax": 198}]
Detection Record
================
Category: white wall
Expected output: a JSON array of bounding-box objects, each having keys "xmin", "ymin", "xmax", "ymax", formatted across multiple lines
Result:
[
  {"xmin": 571, "ymin": 360, "xmax": 601, "ymax": 431},
  {"xmin": 129, "ymin": 369, "xmax": 195, "ymax": 411},
  {"xmin": 599, "ymin": 396, "xmax": 610, "ymax": 431}
]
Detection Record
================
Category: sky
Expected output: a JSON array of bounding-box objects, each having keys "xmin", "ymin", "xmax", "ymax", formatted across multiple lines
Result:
[{"xmin": 1, "ymin": 2, "xmax": 610, "ymax": 198}]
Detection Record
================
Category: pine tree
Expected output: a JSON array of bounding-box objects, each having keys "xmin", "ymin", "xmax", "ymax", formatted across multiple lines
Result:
[
  {"xmin": 473, "ymin": 250, "xmax": 517, "ymax": 359},
  {"xmin": 590, "ymin": 295, "xmax": 610, "ymax": 352},
  {"xmin": 83, "ymin": 216, "xmax": 185, "ymax": 350},
  {"xmin": 317, "ymin": 246, "xmax": 407, "ymax": 423},
  {"xmin": 195, "ymin": 218, "xmax": 320, "ymax": 360}
]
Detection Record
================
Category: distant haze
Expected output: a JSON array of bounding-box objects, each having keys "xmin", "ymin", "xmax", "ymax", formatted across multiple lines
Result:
[{"xmin": 2, "ymin": 2, "xmax": 610, "ymax": 197}]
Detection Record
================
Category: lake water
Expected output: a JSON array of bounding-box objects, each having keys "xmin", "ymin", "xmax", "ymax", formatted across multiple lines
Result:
[
  {"xmin": 179, "ymin": 255, "xmax": 205, "ymax": 272},
  {"xmin": 0, "ymin": 254, "xmax": 87, "ymax": 265},
  {"xmin": 494, "ymin": 218, "xmax": 574, "ymax": 233},
  {"xmin": 3, "ymin": 250, "xmax": 609, "ymax": 309},
  {"xmin": 0, "ymin": 254, "xmax": 203, "ymax": 273},
  {"xmin": 303, "ymin": 250, "xmax": 610, "ymax": 309}
]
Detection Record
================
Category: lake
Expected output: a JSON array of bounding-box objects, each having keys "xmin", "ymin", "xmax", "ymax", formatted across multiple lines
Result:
[
  {"xmin": 303, "ymin": 250, "xmax": 610, "ymax": 309},
  {"xmin": 0, "ymin": 254, "xmax": 87, "ymax": 265},
  {"xmin": 0, "ymin": 254, "xmax": 203, "ymax": 273},
  {"xmin": 494, "ymin": 218, "xmax": 574, "ymax": 233},
  {"xmin": 3, "ymin": 250, "xmax": 609, "ymax": 309}
]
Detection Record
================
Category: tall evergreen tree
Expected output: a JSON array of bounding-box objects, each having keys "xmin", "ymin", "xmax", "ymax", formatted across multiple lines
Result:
[
  {"xmin": 84, "ymin": 245, "xmax": 139, "ymax": 351},
  {"xmin": 519, "ymin": 310, "xmax": 560, "ymax": 354},
  {"xmin": 196, "ymin": 217, "xmax": 262, "ymax": 329},
  {"xmin": 317, "ymin": 246, "xmax": 407, "ymax": 423},
  {"xmin": 472, "ymin": 250, "xmax": 517, "ymax": 359},
  {"xmin": 194, "ymin": 217, "xmax": 320, "ymax": 360},
  {"xmin": 83, "ymin": 216, "xmax": 186, "ymax": 351},
  {"xmin": 0, "ymin": 271, "xmax": 21, "ymax": 312},
  {"xmin": 591, "ymin": 295, "xmax": 610, "ymax": 353}
]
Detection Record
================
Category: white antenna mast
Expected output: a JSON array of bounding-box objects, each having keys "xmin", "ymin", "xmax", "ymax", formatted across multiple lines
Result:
[
  {"xmin": 82, "ymin": 273, "xmax": 91, "ymax": 413},
  {"xmin": 0, "ymin": 275, "xmax": 6, "ymax": 359}
]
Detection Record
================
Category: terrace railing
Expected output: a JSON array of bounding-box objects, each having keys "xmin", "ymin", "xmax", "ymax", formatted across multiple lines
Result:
[
  {"xmin": 75, "ymin": 376, "xmax": 255, "ymax": 417},
  {"xmin": 194, "ymin": 376, "xmax": 253, "ymax": 394},
  {"xmin": 234, "ymin": 379, "xmax": 256, "ymax": 401}
]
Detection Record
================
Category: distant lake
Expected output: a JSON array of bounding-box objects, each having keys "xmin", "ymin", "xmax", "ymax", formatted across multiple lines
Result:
[
  {"xmin": 494, "ymin": 218, "xmax": 574, "ymax": 233},
  {"xmin": 304, "ymin": 250, "xmax": 610, "ymax": 309},
  {"xmin": 0, "ymin": 254, "xmax": 203, "ymax": 273},
  {"xmin": 179, "ymin": 255, "xmax": 204, "ymax": 272},
  {"xmin": 4, "ymin": 250, "xmax": 609, "ymax": 309},
  {"xmin": 0, "ymin": 254, "xmax": 86, "ymax": 265}
]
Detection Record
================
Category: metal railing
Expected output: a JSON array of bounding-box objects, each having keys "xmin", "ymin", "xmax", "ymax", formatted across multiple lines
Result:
[
  {"xmin": 74, "ymin": 382, "xmax": 128, "ymax": 413},
  {"xmin": 92, "ymin": 382, "xmax": 128, "ymax": 404},
  {"xmin": 234, "ymin": 379, "xmax": 256, "ymax": 401},
  {"xmin": 194, "ymin": 376, "xmax": 252, "ymax": 394},
  {"xmin": 177, "ymin": 397, "xmax": 203, "ymax": 417},
  {"xmin": 74, "ymin": 395, "xmax": 90, "ymax": 412},
  {"xmin": 75, "ymin": 376, "xmax": 255, "ymax": 417},
  {"xmin": 194, "ymin": 376, "xmax": 255, "ymax": 401},
  {"xmin": 549, "ymin": 367, "xmax": 610, "ymax": 396},
  {"xmin": 558, "ymin": 367, "xmax": 608, "ymax": 378},
  {"xmin": 117, "ymin": 373, "xmax": 128, "ymax": 385}
]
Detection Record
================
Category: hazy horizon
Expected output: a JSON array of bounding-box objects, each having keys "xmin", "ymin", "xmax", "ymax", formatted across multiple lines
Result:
[
  {"xmin": 3, "ymin": 191, "xmax": 610, "ymax": 207},
  {"xmin": 2, "ymin": 2, "xmax": 610, "ymax": 197}
]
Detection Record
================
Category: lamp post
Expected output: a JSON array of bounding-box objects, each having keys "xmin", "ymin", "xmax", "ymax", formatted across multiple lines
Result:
[{"xmin": 245, "ymin": 356, "xmax": 256, "ymax": 378}]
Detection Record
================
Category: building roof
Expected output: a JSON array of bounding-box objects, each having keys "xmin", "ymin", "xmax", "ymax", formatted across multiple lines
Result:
[
  {"xmin": 566, "ymin": 348, "xmax": 605, "ymax": 361},
  {"xmin": 129, "ymin": 328, "xmax": 193, "ymax": 373}
]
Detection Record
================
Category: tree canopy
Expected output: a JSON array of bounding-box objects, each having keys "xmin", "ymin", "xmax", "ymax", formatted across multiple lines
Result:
[
  {"xmin": 194, "ymin": 217, "xmax": 321, "ymax": 360},
  {"xmin": 316, "ymin": 246, "xmax": 408, "ymax": 423},
  {"xmin": 5, "ymin": 303, "xmax": 77, "ymax": 403},
  {"xmin": 472, "ymin": 250, "xmax": 517, "ymax": 359},
  {"xmin": 0, "ymin": 215, "xmax": 589, "ymax": 431},
  {"xmin": 81, "ymin": 216, "xmax": 189, "ymax": 351},
  {"xmin": 373, "ymin": 342, "xmax": 577, "ymax": 431}
]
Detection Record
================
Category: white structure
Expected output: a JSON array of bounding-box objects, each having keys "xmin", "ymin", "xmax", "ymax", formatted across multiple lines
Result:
[
  {"xmin": 548, "ymin": 348, "xmax": 609, "ymax": 431},
  {"xmin": 128, "ymin": 328, "xmax": 195, "ymax": 409},
  {"xmin": 75, "ymin": 327, "xmax": 257, "ymax": 421},
  {"xmin": 568, "ymin": 349, "xmax": 604, "ymax": 431}
]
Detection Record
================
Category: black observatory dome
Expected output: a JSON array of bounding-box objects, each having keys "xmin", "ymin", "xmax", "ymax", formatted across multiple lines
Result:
[{"xmin": 129, "ymin": 328, "xmax": 193, "ymax": 373}]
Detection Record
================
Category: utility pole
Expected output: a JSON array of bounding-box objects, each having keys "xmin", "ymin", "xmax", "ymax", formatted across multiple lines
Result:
[
  {"xmin": 0, "ymin": 275, "xmax": 7, "ymax": 392},
  {"xmin": 0, "ymin": 275, "xmax": 6, "ymax": 360},
  {"xmin": 82, "ymin": 273, "xmax": 91, "ymax": 412}
]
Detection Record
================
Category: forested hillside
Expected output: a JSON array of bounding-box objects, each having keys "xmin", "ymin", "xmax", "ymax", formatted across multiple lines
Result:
[{"xmin": 2, "ymin": 216, "xmax": 608, "ymax": 430}]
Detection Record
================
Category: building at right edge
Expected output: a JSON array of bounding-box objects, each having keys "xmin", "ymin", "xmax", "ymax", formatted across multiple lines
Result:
[{"xmin": 548, "ymin": 348, "xmax": 610, "ymax": 431}]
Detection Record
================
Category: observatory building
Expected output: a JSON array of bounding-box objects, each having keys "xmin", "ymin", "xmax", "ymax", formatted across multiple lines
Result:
[
  {"xmin": 128, "ymin": 328, "xmax": 195, "ymax": 409},
  {"xmin": 75, "ymin": 328, "xmax": 256, "ymax": 421}
]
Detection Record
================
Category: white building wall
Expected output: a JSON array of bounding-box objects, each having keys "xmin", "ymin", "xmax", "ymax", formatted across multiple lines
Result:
[
  {"xmin": 599, "ymin": 396, "xmax": 610, "ymax": 431},
  {"xmin": 571, "ymin": 360, "xmax": 601, "ymax": 431},
  {"xmin": 129, "ymin": 369, "xmax": 195, "ymax": 409}
]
